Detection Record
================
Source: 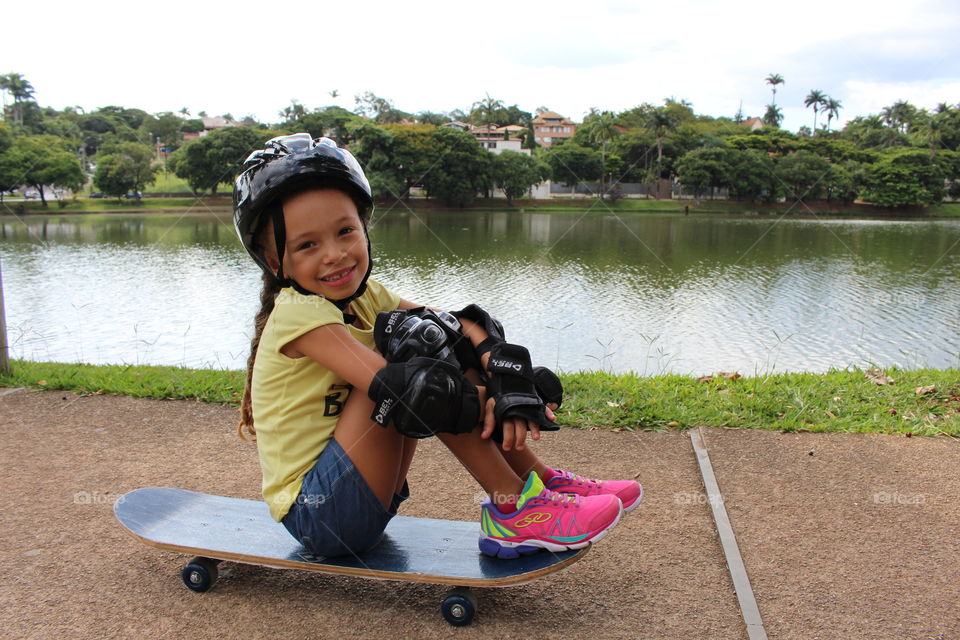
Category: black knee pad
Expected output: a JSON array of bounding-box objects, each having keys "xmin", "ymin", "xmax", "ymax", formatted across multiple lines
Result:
[{"xmin": 368, "ymin": 358, "xmax": 480, "ymax": 438}]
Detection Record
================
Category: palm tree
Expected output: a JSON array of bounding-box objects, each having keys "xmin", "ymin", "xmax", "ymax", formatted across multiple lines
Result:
[
  {"xmin": 917, "ymin": 112, "xmax": 945, "ymax": 158},
  {"xmin": 882, "ymin": 100, "xmax": 918, "ymax": 134},
  {"xmin": 582, "ymin": 109, "xmax": 621, "ymax": 198},
  {"xmin": 647, "ymin": 106, "xmax": 677, "ymax": 178},
  {"xmin": 470, "ymin": 94, "xmax": 506, "ymax": 125},
  {"xmin": 0, "ymin": 73, "xmax": 35, "ymax": 124},
  {"xmin": 804, "ymin": 90, "xmax": 827, "ymax": 131},
  {"xmin": 824, "ymin": 97, "xmax": 842, "ymax": 131},
  {"xmin": 765, "ymin": 74, "xmax": 785, "ymax": 107},
  {"xmin": 762, "ymin": 104, "xmax": 783, "ymax": 128}
]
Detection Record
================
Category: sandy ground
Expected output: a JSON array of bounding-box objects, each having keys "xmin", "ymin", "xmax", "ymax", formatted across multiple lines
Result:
[{"xmin": 0, "ymin": 387, "xmax": 957, "ymax": 639}]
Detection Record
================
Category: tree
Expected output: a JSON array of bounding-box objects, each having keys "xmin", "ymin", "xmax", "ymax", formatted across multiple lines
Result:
[
  {"xmin": 541, "ymin": 143, "xmax": 602, "ymax": 187},
  {"xmin": 93, "ymin": 142, "xmax": 158, "ymax": 199},
  {"xmin": 675, "ymin": 147, "xmax": 734, "ymax": 198},
  {"xmin": 353, "ymin": 91, "xmax": 409, "ymax": 124},
  {"xmin": 823, "ymin": 163, "xmax": 856, "ymax": 203},
  {"xmin": 350, "ymin": 122, "xmax": 404, "ymax": 198},
  {"xmin": 762, "ymin": 104, "xmax": 784, "ymax": 128},
  {"xmin": 419, "ymin": 127, "xmax": 492, "ymax": 207},
  {"xmin": 293, "ymin": 106, "xmax": 361, "ymax": 144},
  {"xmin": 728, "ymin": 128, "xmax": 801, "ymax": 154},
  {"xmin": 169, "ymin": 126, "xmax": 265, "ymax": 194},
  {"xmin": 824, "ymin": 97, "xmax": 843, "ymax": 131},
  {"xmin": 775, "ymin": 150, "xmax": 832, "ymax": 201},
  {"xmin": 0, "ymin": 73, "xmax": 35, "ymax": 125},
  {"xmin": 0, "ymin": 121, "xmax": 12, "ymax": 155},
  {"xmin": 141, "ymin": 112, "xmax": 186, "ymax": 149},
  {"xmin": 648, "ymin": 106, "xmax": 678, "ymax": 178},
  {"xmin": 415, "ymin": 111, "xmax": 447, "ymax": 126},
  {"xmin": 881, "ymin": 100, "xmax": 920, "ymax": 134},
  {"xmin": 388, "ymin": 124, "xmax": 442, "ymax": 199},
  {"xmin": 350, "ymin": 122, "xmax": 442, "ymax": 200},
  {"xmin": 279, "ymin": 100, "xmax": 307, "ymax": 124},
  {"xmin": 5, "ymin": 135, "xmax": 85, "ymax": 205},
  {"xmin": 491, "ymin": 150, "xmax": 550, "ymax": 204},
  {"xmin": 804, "ymin": 90, "xmax": 827, "ymax": 131},
  {"xmin": 469, "ymin": 94, "xmax": 506, "ymax": 125},
  {"xmin": 0, "ymin": 122, "xmax": 21, "ymax": 200},
  {"xmin": 841, "ymin": 114, "xmax": 906, "ymax": 149},
  {"xmin": 728, "ymin": 148, "xmax": 779, "ymax": 202},
  {"xmin": 97, "ymin": 106, "xmax": 149, "ymax": 130},
  {"xmin": 765, "ymin": 74, "xmax": 785, "ymax": 108},
  {"xmin": 610, "ymin": 130, "xmax": 656, "ymax": 182},
  {"xmin": 861, "ymin": 150, "xmax": 944, "ymax": 207},
  {"xmin": 580, "ymin": 109, "xmax": 621, "ymax": 197}
]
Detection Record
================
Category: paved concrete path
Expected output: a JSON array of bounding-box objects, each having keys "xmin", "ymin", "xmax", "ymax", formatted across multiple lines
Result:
[{"xmin": 1, "ymin": 388, "xmax": 957, "ymax": 639}]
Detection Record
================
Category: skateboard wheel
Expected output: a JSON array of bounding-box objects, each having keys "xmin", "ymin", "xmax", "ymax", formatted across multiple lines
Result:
[
  {"xmin": 441, "ymin": 588, "xmax": 477, "ymax": 626},
  {"xmin": 182, "ymin": 557, "xmax": 219, "ymax": 593}
]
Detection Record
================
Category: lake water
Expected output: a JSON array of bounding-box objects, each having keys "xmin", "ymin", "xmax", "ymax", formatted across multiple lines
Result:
[{"xmin": 1, "ymin": 210, "xmax": 958, "ymax": 375}]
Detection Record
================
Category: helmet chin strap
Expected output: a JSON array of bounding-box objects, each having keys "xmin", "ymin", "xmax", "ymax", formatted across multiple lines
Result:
[{"xmin": 271, "ymin": 208, "xmax": 372, "ymax": 325}]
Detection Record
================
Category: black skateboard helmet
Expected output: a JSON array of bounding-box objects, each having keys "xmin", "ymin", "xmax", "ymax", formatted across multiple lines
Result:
[{"xmin": 234, "ymin": 134, "xmax": 374, "ymax": 313}]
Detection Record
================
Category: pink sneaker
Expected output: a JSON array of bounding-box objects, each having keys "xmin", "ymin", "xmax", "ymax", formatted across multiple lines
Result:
[
  {"xmin": 544, "ymin": 467, "xmax": 644, "ymax": 513},
  {"xmin": 479, "ymin": 473, "xmax": 623, "ymax": 559}
]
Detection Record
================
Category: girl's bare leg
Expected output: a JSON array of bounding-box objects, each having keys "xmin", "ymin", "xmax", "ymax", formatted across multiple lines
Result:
[
  {"xmin": 395, "ymin": 435, "xmax": 417, "ymax": 495},
  {"xmin": 333, "ymin": 390, "xmax": 416, "ymax": 510},
  {"xmin": 437, "ymin": 430, "xmax": 524, "ymax": 507},
  {"xmin": 499, "ymin": 446, "xmax": 550, "ymax": 484}
]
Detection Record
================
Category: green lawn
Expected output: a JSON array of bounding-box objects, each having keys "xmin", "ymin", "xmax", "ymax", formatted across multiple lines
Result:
[{"xmin": 2, "ymin": 360, "xmax": 957, "ymax": 437}]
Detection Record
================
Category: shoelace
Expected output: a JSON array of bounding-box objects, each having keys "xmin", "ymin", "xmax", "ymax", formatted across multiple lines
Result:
[
  {"xmin": 529, "ymin": 489, "xmax": 579, "ymax": 509},
  {"xmin": 555, "ymin": 471, "xmax": 603, "ymax": 491}
]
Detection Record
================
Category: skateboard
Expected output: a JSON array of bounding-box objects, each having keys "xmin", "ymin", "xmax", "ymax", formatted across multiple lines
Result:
[{"xmin": 114, "ymin": 487, "xmax": 588, "ymax": 626}]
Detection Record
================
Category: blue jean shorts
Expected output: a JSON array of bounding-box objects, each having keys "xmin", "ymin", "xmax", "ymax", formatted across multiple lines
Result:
[{"xmin": 282, "ymin": 438, "xmax": 409, "ymax": 558}]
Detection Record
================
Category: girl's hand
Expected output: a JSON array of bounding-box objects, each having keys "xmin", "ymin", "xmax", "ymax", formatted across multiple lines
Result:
[{"xmin": 481, "ymin": 401, "xmax": 559, "ymax": 452}]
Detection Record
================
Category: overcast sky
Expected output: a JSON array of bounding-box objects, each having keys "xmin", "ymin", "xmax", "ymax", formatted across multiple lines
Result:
[{"xmin": 4, "ymin": 0, "xmax": 958, "ymax": 134}]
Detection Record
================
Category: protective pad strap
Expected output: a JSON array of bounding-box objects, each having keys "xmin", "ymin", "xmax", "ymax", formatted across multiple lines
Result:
[
  {"xmin": 368, "ymin": 358, "xmax": 479, "ymax": 438},
  {"xmin": 453, "ymin": 304, "xmax": 506, "ymax": 342},
  {"xmin": 533, "ymin": 366, "xmax": 563, "ymax": 408},
  {"xmin": 486, "ymin": 343, "xmax": 559, "ymax": 431}
]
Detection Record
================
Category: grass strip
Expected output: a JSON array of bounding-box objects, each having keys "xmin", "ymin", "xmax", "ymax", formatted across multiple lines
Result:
[{"xmin": 1, "ymin": 360, "xmax": 957, "ymax": 437}]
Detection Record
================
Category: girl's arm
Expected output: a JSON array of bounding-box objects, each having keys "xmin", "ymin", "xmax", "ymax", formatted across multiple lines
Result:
[
  {"xmin": 283, "ymin": 324, "xmax": 386, "ymax": 394},
  {"xmin": 285, "ymin": 300, "xmax": 429, "ymax": 391}
]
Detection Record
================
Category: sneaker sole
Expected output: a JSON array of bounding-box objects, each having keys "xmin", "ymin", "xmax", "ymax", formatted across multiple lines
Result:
[
  {"xmin": 479, "ymin": 502, "xmax": 625, "ymax": 558},
  {"xmin": 622, "ymin": 485, "xmax": 644, "ymax": 513}
]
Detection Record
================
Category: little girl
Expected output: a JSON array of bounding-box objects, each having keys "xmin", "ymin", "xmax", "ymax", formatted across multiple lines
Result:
[{"xmin": 234, "ymin": 134, "xmax": 642, "ymax": 559}]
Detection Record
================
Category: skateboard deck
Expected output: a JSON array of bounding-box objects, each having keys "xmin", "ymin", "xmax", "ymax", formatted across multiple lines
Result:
[{"xmin": 115, "ymin": 487, "xmax": 588, "ymax": 625}]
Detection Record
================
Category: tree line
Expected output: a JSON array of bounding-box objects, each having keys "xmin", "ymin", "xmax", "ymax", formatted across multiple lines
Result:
[{"xmin": 1, "ymin": 73, "xmax": 958, "ymax": 208}]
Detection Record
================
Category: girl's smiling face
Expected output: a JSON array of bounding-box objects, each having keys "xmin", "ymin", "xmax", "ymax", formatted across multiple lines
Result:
[{"xmin": 265, "ymin": 187, "xmax": 369, "ymax": 301}]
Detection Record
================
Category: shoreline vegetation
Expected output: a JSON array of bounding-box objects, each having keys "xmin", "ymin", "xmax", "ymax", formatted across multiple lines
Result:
[
  {"xmin": 3, "ymin": 196, "xmax": 959, "ymax": 218},
  {"xmin": 2, "ymin": 360, "xmax": 957, "ymax": 437}
]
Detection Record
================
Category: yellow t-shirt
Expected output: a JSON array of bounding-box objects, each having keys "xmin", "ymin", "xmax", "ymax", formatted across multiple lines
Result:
[{"xmin": 251, "ymin": 279, "xmax": 401, "ymax": 521}]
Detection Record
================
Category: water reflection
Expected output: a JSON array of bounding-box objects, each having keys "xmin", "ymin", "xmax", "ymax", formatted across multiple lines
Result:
[{"xmin": 1, "ymin": 211, "xmax": 958, "ymax": 374}]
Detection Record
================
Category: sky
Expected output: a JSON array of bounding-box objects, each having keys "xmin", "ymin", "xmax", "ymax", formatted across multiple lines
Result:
[{"xmin": 4, "ymin": 0, "xmax": 958, "ymax": 134}]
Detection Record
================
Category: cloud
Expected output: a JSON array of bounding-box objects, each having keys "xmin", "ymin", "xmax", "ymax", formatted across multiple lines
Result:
[{"xmin": 845, "ymin": 80, "xmax": 960, "ymax": 115}]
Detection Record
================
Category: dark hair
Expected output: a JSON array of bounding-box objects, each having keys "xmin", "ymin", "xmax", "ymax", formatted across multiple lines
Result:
[{"xmin": 237, "ymin": 272, "xmax": 281, "ymax": 440}]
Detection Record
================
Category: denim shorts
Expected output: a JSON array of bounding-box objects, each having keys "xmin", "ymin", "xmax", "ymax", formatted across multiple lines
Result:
[{"xmin": 282, "ymin": 438, "xmax": 409, "ymax": 558}]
